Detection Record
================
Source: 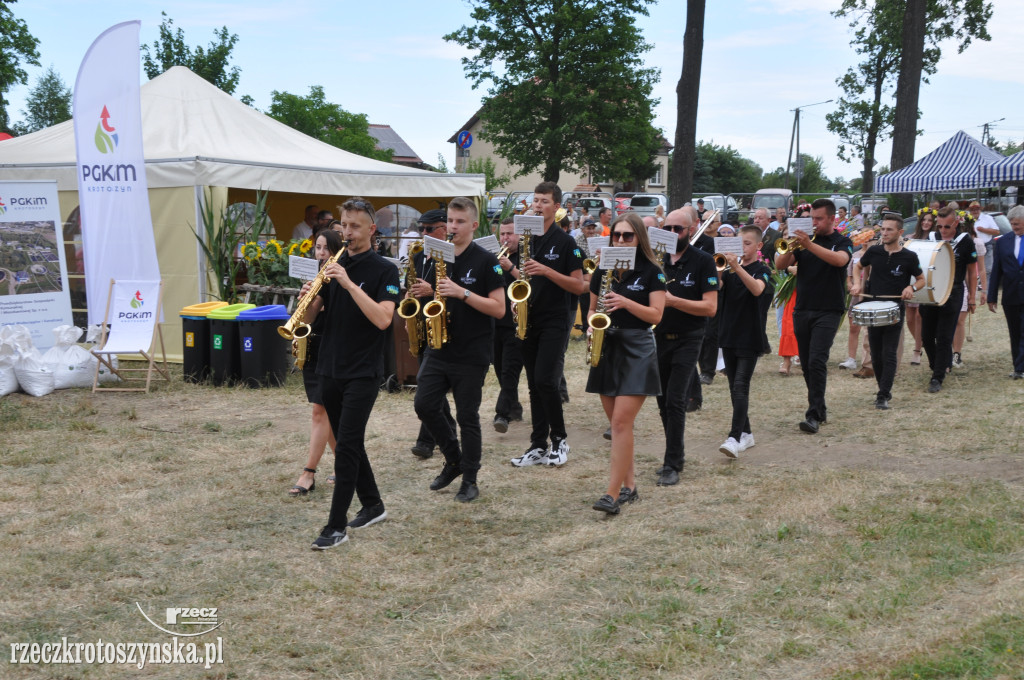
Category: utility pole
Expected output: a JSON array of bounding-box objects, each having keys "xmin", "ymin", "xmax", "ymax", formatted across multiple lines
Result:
[
  {"xmin": 785, "ymin": 99, "xmax": 832, "ymax": 196},
  {"xmin": 981, "ymin": 118, "xmax": 1005, "ymax": 148}
]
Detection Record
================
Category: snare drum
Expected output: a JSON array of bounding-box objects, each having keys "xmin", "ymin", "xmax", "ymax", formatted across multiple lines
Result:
[
  {"xmin": 903, "ymin": 239, "xmax": 954, "ymax": 305},
  {"xmin": 850, "ymin": 301, "xmax": 900, "ymax": 327}
]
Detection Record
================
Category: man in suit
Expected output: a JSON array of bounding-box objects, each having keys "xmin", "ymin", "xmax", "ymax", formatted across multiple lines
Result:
[
  {"xmin": 987, "ymin": 205, "xmax": 1024, "ymax": 379},
  {"xmin": 753, "ymin": 208, "xmax": 781, "ymax": 266}
]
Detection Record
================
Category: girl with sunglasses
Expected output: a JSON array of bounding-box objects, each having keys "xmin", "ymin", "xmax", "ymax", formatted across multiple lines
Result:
[{"xmin": 586, "ymin": 213, "xmax": 666, "ymax": 515}]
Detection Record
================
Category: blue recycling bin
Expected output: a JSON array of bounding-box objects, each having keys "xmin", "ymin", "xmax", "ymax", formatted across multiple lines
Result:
[{"xmin": 237, "ymin": 305, "xmax": 293, "ymax": 388}]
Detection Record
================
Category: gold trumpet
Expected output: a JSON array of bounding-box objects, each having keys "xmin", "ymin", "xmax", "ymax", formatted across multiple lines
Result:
[
  {"xmin": 278, "ymin": 241, "xmax": 349, "ymax": 342},
  {"xmin": 775, "ymin": 234, "xmax": 816, "ymax": 255},
  {"xmin": 397, "ymin": 241, "xmax": 424, "ymax": 356},
  {"xmin": 582, "ymin": 257, "xmax": 598, "ymax": 275},
  {"xmin": 496, "ymin": 244, "xmax": 510, "ymax": 260},
  {"xmin": 714, "ymin": 253, "xmax": 732, "ymax": 273}
]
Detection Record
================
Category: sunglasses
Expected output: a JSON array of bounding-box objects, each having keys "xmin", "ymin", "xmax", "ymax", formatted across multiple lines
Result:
[
  {"xmin": 611, "ymin": 231, "xmax": 636, "ymax": 243},
  {"xmin": 938, "ymin": 224, "xmax": 957, "ymax": 229},
  {"xmin": 342, "ymin": 198, "xmax": 375, "ymax": 220},
  {"xmin": 663, "ymin": 224, "xmax": 688, "ymax": 234}
]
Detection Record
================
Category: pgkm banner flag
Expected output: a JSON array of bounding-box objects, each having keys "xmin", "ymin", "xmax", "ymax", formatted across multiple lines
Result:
[{"xmin": 73, "ymin": 21, "xmax": 160, "ymax": 325}]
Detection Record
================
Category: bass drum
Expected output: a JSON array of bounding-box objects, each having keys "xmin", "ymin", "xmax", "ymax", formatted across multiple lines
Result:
[{"xmin": 903, "ymin": 239, "xmax": 953, "ymax": 306}]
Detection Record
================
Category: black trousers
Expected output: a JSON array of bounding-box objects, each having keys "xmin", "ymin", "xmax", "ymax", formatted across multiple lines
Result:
[
  {"xmin": 493, "ymin": 325, "xmax": 524, "ymax": 418},
  {"xmin": 655, "ymin": 332, "xmax": 703, "ymax": 471},
  {"xmin": 698, "ymin": 312, "xmax": 719, "ymax": 377},
  {"xmin": 1001, "ymin": 302, "xmax": 1024, "ymax": 373},
  {"xmin": 577, "ymin": 293, "xmax": 591, "ymax": 331},
  {"xmin": 415, "ymin": 352, "xmax": 454, "ymax": 449},
  {"xmin": 320, "ymin": 375, "xmax": 382, "ymax": 530},
  {"xmin": 722, "ymin": 349, "xmax": 757, "ymax": 440},
  {"xmin": 868, "ymin": 312, "xmax": 905, "ymax": 400},
  {"xmin": 792, "ymin": 309, "xmax": 842, "ymax": 422},
  {"xmin": 920, "ymin": 285, "xmax": 964, "ymax": 384},
  {"xmin": 414, "ymin": 355, "xmax": 488, "ymax": 482},
  {"xmin": 522, "ymin": 324, "xmax": 570, "ymax": 448}
]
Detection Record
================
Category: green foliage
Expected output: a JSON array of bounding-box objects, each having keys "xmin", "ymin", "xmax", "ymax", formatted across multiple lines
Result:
[
  {"xmin": 435, "ymin": 153, "xmax": 450, "ymax": 173},
  {"xmin": 990, "ymin": 138, "xmax": 1023, "ymax": 157},
  {"xmin": 141, "ymin": 11, "xmax": 241, "ymax": 94},
  {"xmin": 11, "ymin": 65, "xmax": 70, "ymax": 134},
  {"xmin": 266, "ymin": 85, "xmax": 392, "ymax": 162},
  {"xmin": 445, "ymin": 0, "xmax": 660, "ymax": 183},
  {"xmin": 463, "ymin": 156, "xmax": 511, "ymax": 192},
  {"xmin": 191, "ymin": 189, "xmax": 272, "ymax": 303},
  {"xmin": 691, "ymin": 141, "xmax": 762, "ymax": 194},
  {"xmin": 0, "ymin": 0, "xmax": 40, "ymax": 134}
]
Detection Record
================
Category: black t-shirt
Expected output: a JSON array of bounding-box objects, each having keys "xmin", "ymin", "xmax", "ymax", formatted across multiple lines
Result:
[
  {"xmin": 693, "ymin": 233, "xmax": 715, "ymax": 257},
  {"xmin": 589, "ymin": 256, "xmax": 666, "ymax": 329},
  {"xmin": 794, "ymin": 230, "xmax": 854, "ymax": 313},
  {"xmin": 316, "ymin": 249, "xmax": 401, "ymax": 380},
  {"xmin": 523, "ymin": 225, "xmax": 584, "ymax": 330},
  {"xmin": 944, "ymin": 233, "xmax": 978, "ymax": 287},
  {"xmin": 861, "ymin": 245, "xmax": 923, "ymax": 299},
  {"xmin": 496, "ymin": 251, "xmax": 520, "ymax": 329},
  {"xmin": 657, "ymin": 246, "xmax": 719, "ymax": 335},
  {"xmin": 718, "ymin": 261, "xmax": 774, "ymax": 356},
  {"xmin": 423, "ymin": 242, "xmax": 504, "ymax": 366}
]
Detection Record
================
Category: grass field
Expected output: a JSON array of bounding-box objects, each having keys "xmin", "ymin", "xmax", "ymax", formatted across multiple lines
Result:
[{"xmin": 2, "ymin": 309, "xmax": 1023, "ymax": 679}]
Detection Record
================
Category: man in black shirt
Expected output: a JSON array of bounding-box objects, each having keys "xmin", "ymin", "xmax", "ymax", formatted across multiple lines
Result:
[
  {"xmin": 920, "ymin": 206, "xmax": 978, "ymax": 393},
  {"xmin": 307, "ymin": 197, "xmax": 401, "ymax": 550},
  {"xmin": 494, "ymin": 217, "xmax": 524, "ymax": 432},
  {"xmin": 653, "ymin": 207, "xmax": 718, "ymax": 485},
  {"xmin": 413, "ymin": 197, "xmax": 506, "ymax": 502},
  {"xmin": 509, "ymin": 182, "xmax": 586, "ymax": 468},
  {"xmin": 851, "ymin": 214, "xmax": 924, "ymax": 409},
  {"xmin": 691, "ymin": 208, "xmax": 718, "ymax": 398},
  {"xmin": 775, "ymin": 198, "xmax": 853, "ymax": 433}
]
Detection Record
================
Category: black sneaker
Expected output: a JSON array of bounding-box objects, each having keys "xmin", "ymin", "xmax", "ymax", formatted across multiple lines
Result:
[
  {"xmin": 429, "ymin": 463, "xmax": 462, "ymax": 491},
  {"xmin": 311, "ymin": 526, "xmax": 348, "ymax": 550},
  {"xmin": 927, "ymin": 378, "xmax": 942, "ymax": 393},
  {"xmin": 699, "ymin": 373, "xmax": 714, "ymax": 385},
  {"xmin": 874, "ymin": 398, "xmax": 890, "ymax": 410},
  {"xmin": 493, "ymin": 415, "xmax": 509, "ymax": 433},
  {"xmin": 686, "ymin": 398, "xmax": 701, "ymax": 413},
  {"xmin": 617, "ymin": 486, "xmax": 639, "ymax": 504},
  {"xmin": 603, "ymin": 427, "xmax": 612, "ymax": 441},
  {"xmin": 798, "ymin": 418, "xmax": 820, "ymax": 434},
  {"xmin": 411, "ymin": 442, "xmax": 434, "ymax": 459},
  {"xmin": 509, "ymin": 404, "xmax": 524, "ymax": 421},
  {"xmin": 348, "ymin": 503, "xmax": 387, "ymax": 529},
  {"xmin": 454, "ymin": 481, "xmax": 479, "ymax": 502},
  {"xmin": 656, "ymin": 467, "xmax": 679, "ymax": 486},
  {"xmin": 592, "ymin": 494, "xmax": 620, "ymax": 515}
]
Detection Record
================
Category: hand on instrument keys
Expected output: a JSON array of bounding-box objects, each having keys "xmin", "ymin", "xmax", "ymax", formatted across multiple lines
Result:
[
  {"xmin": 723, "ymin": 252, "xmax": 740, "ymax": 270},
  {"xmin": 498, "ymin": 256, "xmax": 514, "ymax": 272},
  {"xmin": 322, "ymin": 262, "xmax": 353, "ymax": 290},
  {"xmin": 792, "ymin": 229, "xmax": 813, "ymax": 249},
  {"xmin": 436, "ymin": 277, "xmax": 465, "ymax": 298},
  {"xmin": 602, "ymin": 290, "xmax": 629, "ymax": 313},
  {"xmin": 521, "ymin": 259, "xmax": 553, "ymax": 279},
  {"xmin": 409, "ymin": 279, "xmax": 434, "ymax": 298}
]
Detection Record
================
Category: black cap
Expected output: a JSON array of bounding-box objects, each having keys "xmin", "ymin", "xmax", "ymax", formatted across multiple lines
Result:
[
  {"xmin": 583, "ymin": 218, "xmax": 597, "ymax": 227},
  {"xmin": 697, "ymin": 198, "xmax": 705, "ymax": 204},
  {"xmin": 417, "ymin": 208, "xmax": 447, "ymax": 224}
]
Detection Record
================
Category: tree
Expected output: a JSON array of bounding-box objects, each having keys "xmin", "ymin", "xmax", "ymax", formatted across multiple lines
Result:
[
  {"xmin": 691, "ymin": 141, "xmax": 761, "ymax": 195},
  {"xmin": 445, "ymin": 0, "xmax": 659, "ymax": 184},
  {"xmin": 669, "ymin": 0, "xmax": 705, "ymax": 210},
  {"xmin": 141, "ymin": 11, "xmax": 241, "ymax": 94},
  {"xmin": 266, "ymin": 85, "xmax": 392, "ymax": 162},
  {"xmin": 463, "ymin": 157, "xmax": 512, "ymax": 192},
  {"xmin": 0, "ymin": 0, "xmax": 40, "ymax": 134},
  {"xmin": 12, "ymin": 65, "xmax": 71, "ymax": 134}
]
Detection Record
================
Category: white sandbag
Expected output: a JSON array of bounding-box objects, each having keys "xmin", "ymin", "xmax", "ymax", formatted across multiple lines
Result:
[
  {"xmin": 14, "ymin": 351, "xmax": 55, "ymax": 397},
  {"xmin": 42, "ymin": 325, "xmax": 97, "ymax": 389},
  {"xmin": 0, "ymin": 342, "xmax": 18, "ymax": 396}
]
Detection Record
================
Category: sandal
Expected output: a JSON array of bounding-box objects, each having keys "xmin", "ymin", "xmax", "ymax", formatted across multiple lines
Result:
[
  {"xmin": 289, "ymin": 467, "xmax": 316, "ymax": 496},
  {"xmin": 911, "ymin": 349, "xmax": 921, "ymax": 365},
  {"xmin": 779, "ymin": 359, "xmax": 791, "ymax": 376}
]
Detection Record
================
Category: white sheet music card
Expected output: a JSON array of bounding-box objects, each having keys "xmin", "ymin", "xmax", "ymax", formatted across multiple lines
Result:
[
  {"xmin": 713, "ymin": 237, "xmax": 744, "ymax": 256},
  {"xmin": 289, "ymin": 255, "xmax": 319, "ymax": 281},
  {"xmin": 648, "ymin": 226, "xmax": 677, "ymax": 254},
  {"xmin": 788, "ymin": 217, "xmax": 813, "ymax": 236},
  {"xmin": 587, "ymin": 236, "xmax": 607, "ymax": 257},
  {"xmin": 423, "ymin": 235, "xmax": 455, "ymax": 263},
  {"xmin": 599, "ymin": 247, "xmax": 637, "ymax": 271},
  {"xmin": 473, "ymin": 234, "xmax": 501, "ymax": 254},
  {"xmin": 513, "ymin": 214, "xmax": 544, "ymax": 236}
]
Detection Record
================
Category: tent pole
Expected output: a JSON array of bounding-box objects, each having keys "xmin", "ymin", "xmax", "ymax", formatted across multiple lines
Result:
[{"xmin": 195, "ymin": 185, "xmax": 207, "ymax": 302}]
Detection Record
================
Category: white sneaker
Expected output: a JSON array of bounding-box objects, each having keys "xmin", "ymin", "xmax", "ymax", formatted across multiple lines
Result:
[
  {"xmin": 793, "ymin": 356, "xmax": 801, "ymax": 366},
  {"xmin": 739, "ymin": 432, "xmax": 755, "ymax": 451},
  {"xmin": 839, "ymin": 357, "xmax": 857, "ymax": 370},
  {"xmin": 719, "ymin": 437, "xmax": 741, "ymax": 458},
  {"xmin": 545, "ymin": 439, "xmax": 569, "ymax": 467},
  {"xmin": 511, "ymin": 447, "xmax": 547, "ymax": 467}
]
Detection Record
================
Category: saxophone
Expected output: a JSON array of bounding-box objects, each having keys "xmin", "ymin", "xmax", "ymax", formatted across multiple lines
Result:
[
  {"xmin": 278, "ymin": 241, "xmax": 349, "ymax": 342},
  {"xmin": 422, "ymin": 236, "xmax": 452, "ymax": 350},
  {"xmin": 586, "ymin": 269, "xmax": 614, "ymax": 367},
  {"xmin": 507, "ymin": 231, "xmax": 532, "ymax": 340},
  {"xmin": 397, "ymin": 241, "xmax": 424, "ymax": 356}
]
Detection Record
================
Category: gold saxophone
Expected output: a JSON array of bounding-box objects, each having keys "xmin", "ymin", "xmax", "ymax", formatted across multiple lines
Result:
[
  {"xmin": 422, "ymin": 236, "xmax": 452, "ymax": 350},
  {"xmin": 279, "ymin": 241, "xmax": 349, "ymax": 350},
  {"xmin": 397, "ymin": 241, "xmax": 424, "ymax": 356},
  {"xmin": 508, "ymin": 230, "xmax": 532, "ymax": 340},
  {"xmin": 586, "ymin": 269, "xmax": 614, "ymax": 367}
]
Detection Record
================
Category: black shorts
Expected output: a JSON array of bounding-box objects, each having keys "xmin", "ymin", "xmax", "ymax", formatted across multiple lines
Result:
[
  {"xmin": 302, "ymin": 337, "xmax": 323, "ymax": 404},
  {"xmin": 585, "ymin": 328, "xmax": 661, "ymax": 397}
]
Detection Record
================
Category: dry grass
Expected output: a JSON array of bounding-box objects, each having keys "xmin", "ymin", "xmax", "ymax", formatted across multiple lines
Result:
[{"xmin": 2, "ymin": 310, "xmax": 1024, "ymax": 679}]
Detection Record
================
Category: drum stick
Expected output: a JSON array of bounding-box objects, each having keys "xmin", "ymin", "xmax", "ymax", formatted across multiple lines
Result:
[{"xmin": 860, "ymin": 293, "xmax": 905, "ymax": 299}]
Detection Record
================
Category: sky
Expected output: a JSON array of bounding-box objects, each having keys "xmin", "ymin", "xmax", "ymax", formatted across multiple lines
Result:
[{"xmin": 5, "ymin": 0, "xmax": 1024, "ymax": 187}]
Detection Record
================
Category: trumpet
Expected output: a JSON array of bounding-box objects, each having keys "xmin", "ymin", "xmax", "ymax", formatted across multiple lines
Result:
[
  {"xmin": 496, "ymin": 244, "xmax": 510, "ymax": 260},
  {"xmin": 775, "ymin": 234, "xmax": 816, "ymax": 254},
  {"xmin": 397, "ymin": 240, "xmax": 424, "ymax": 356},
  {"xmin": 278, "ymin": 241, "xmax": 349, "ymax": 342},
  {"xmin": 508, "ymin": 229, "xmax": 533, "ymax": 340},
  {"xmin": 582, "ymin": 257, "xmax": 598, "ymax": 275},
  {"xmin": 714, "ymin": 253, "xmax": 732, "ymax": 273}
]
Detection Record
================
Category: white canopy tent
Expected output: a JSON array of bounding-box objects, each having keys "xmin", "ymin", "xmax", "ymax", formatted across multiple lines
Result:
[
  {"xmin": 0, "ymin": 66, "xmax": 484, "ymax": 360},
  {"xmin": 979, "ymin": 149, "xmax": 1024, "ymax": 185}
]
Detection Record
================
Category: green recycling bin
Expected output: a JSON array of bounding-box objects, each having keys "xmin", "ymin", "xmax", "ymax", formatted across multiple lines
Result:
[{"xmin": 207, "ymin": 303, "xmax": 256, "ymax": 386}]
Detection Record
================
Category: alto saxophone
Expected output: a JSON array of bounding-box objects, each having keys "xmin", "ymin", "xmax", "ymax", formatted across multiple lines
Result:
[
  {"xmin": 397, "ymin": 241, "xmax": 424, "ymax": 356},
  {"xmin": 586, "ymin": 269, "xmax": 614, "ymax": 367},
  {"xmin": 507, "ymin": 231, "xmax": 532, "ymax": 340},
  {"xmin": 422, "ymin": 236, "xmax": 452, "ymax": 350},
  {"xmin": 278, "ymin": 241, "xmax": 349, "ymax": 343}
]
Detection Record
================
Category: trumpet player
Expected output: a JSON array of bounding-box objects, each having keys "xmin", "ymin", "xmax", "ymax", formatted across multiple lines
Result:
[
  {"xmin": 413, "ymin": 198, "xmax": 506, "ymax": 502},
  {"xmin": 493, "ymin": 217, "xmax": 525, "ymax": 432},
  {"xmin": 653, "ymin": 207, "xmax": 718, "ymax": 487},
  {"xmin": 307, "ymin": 197, "xmax": 401, "ymax": 550}
]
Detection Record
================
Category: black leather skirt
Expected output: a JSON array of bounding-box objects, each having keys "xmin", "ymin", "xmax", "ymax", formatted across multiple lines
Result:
[{"xmin": 585, "ymin": 328, "xmax": 661, "ymax": 397}]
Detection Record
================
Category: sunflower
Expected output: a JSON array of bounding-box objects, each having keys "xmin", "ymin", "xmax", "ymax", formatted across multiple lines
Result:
[
  {"xmin": 288, "ymin": 242, "xmax": 300, "ymax": 256},
  {"xmin": 265, "ymin": 239, "xmax": 284, "ymax": 255},
  {"xmin": 299, "ymin": 238, "xmax": 313, "ymax": 254},
  {"xmin": 242, "ymin": 242, "xmax": 262, "ymax": 261}
]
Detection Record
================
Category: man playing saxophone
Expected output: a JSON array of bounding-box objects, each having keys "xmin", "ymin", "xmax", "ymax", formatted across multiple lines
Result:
[
  {"xmin": 493, "ymin": 217, "xmax": 525, "ymax": 432},
  {"xmin": 305, "ymin": 197, "xmax": 401, "ymax": 550},
  {"xmin": 413, "ymin": 197, "xmax": 506, "ymax": 502}
]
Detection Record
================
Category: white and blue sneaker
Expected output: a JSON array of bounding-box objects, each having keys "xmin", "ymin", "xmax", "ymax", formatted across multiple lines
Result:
[
  {"xmin": 545, "ymin": 439, "xmax": 569, "ymax": 467},
  {"xmin": 511, "ymin": 446, "xmax": 548, "ymax": 467}
]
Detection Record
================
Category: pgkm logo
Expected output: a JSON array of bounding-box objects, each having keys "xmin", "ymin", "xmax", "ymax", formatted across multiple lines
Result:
[
  {"xmin": 130, "ymin": 290, "xmax": 144, "ymax": 309},
  {"xmin": 94, "ymin": 105, "xmax": 119, "ymax": 153},
  {"xmin": 0, "ymin": 196, "xmax": 6, "ymax": 215}
]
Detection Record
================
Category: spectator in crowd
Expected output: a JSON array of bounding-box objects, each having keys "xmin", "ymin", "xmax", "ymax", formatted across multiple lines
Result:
[
  {"xmin": 292, "ymin": 204, "xmax": 319, "ymax": 241},
  {"xmin": 970, "ymin": 201, "xmax": 1000, "ymax": 280}
]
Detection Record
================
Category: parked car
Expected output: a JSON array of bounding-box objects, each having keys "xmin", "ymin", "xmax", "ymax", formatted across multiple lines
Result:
[
  {"xmin": 485, "ymin": 193, "xmax": 508, "ymax": 220},
  {"xmin": 507, "ymin": 191, "xmax": 535, "ymax": 214},
  {"xmin": 614, "ymin": 196, "xmax": 631, "ymax": 217},
  {"xmin": 627, "ymin": 194, "xmax": 668, "ymax": 221},
  {"xmin": 563, "ymin": 191, "xmax": 614, "ymax": 222},
  {"xmin": 750, "ymin": 188, "xmax": 793, "ymax": 215},
  {"xmin": 694, "ymin": 194, "xmax": 739, "ymax": 224}
]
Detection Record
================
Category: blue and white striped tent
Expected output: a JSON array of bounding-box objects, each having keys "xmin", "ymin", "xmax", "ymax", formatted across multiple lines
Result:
[
  {"xmin": 979, "ymin": 149, "xmax": 1024, "ymax": 184},
  {"xmin": 874, "ymin": 130, "xmax": 1003, "ymax": 193}
]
